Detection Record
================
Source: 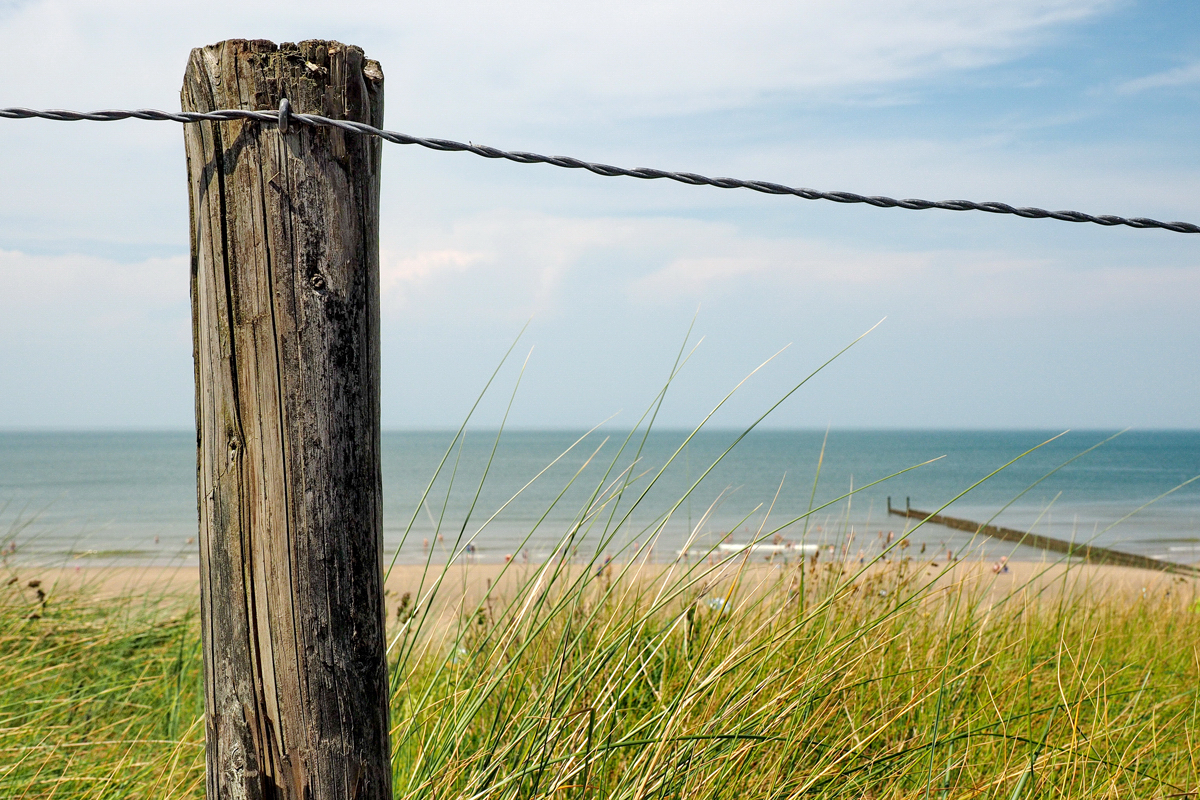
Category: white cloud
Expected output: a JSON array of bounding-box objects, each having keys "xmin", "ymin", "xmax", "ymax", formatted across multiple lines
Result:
[
  {"xmin": 1116, "ymin": 61, "xmax": 1200, "ymax": 94},
  {"xmin": 631, "ymin": 232, "xmax": 1200, "ymax": 318},
  {"xmin": 624, "ymin": 231, "xmax": 1067, "ymax": 319},
  {"xmin": 379, "ymin": 211, "xmax": 648, "ymax": 318},
  {"xmin": 375, "ymin": 210, "xmax": 1200, "ymax": 325},
  {"xmin": 386, "ymin": 0, "xmax": 1117, "ymax": 121},
  {"xmin": 0, "ymin": 0, "xmax": 1114, "ymax": 120},
  {"xmin": 380, "ymin": 248, "xmax": 485, "ymax": 304}
]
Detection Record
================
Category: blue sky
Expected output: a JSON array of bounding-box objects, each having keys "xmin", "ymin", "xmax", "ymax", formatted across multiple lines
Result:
[{"xmin": 0, "ymin": 0, "xmax": 1197, "ymax": 430}]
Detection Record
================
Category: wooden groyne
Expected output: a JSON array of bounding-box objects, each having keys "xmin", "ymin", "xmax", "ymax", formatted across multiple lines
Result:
[{"xmin": 887, "ymin": 497, "xmax": 1200, "ymax": 576}]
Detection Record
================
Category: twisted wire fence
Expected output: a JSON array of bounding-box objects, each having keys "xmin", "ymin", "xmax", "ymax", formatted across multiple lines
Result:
[{"xmin": 3, "ymin": 101, "xmax": 1197, "ymax": 234}]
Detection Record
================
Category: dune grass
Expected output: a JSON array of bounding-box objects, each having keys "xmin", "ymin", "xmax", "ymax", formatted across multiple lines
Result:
[
  {"xmin": 0, "ymin": 581, "xmax": 206, "ymax": 798},
  {"xmin": 1, "ymin": 551, "xmax": 1197, "ymax": 799}
]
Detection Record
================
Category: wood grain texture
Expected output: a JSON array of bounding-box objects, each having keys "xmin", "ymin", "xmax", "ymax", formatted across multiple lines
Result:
[{"xmin": 182, "ymin": 39, "xmax": 389, "ymax": 800}]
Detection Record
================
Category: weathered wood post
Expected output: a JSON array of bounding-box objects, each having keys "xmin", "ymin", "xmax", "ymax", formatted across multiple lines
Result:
[{"xmin": 182, "ymin": 40, "xmax": 390, "ymax": 799}]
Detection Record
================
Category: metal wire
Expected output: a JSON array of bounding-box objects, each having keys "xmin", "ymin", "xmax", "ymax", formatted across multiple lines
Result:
[{"xmin": 3, "ymin": 103, "xmax": 1197, "ymax": 234}]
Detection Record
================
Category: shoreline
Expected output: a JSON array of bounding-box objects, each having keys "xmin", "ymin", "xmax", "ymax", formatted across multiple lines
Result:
[{"xmin": 10, "ymin": 557, "xmax": 1198, "ymax": 615}]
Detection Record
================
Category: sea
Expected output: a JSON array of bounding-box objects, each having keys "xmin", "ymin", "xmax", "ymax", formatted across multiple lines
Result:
[{"xmin": 1, "ymin": 430, "xmax": 1198, "ymax": 568}]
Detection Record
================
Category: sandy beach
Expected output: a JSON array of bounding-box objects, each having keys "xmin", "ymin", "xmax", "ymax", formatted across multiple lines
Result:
[{"xmin": 12, "ymin": 556, "xmax": 1197, "ymax": 627}]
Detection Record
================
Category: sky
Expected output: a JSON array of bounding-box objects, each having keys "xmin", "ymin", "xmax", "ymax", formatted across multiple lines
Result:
[{"xmin": 0, "ymin": 0, "xmax": 1197, "ymax": 431}]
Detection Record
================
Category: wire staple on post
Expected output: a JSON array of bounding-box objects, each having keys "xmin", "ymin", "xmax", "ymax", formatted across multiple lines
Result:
[{"xmin": 1, "ymin": 105, "xmax": 1198, "ymax": 234}]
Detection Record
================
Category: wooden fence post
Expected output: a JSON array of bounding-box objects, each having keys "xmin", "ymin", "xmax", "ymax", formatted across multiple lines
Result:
[{"xmin": 182, "ymin": 39, "xmax": 390, "ymax": 800}]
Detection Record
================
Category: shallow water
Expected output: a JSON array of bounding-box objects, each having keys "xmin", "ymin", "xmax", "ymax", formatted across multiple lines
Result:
[{"xmin": 1, "ymin": 429, "xmax": 1197, "ymax": 566}]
